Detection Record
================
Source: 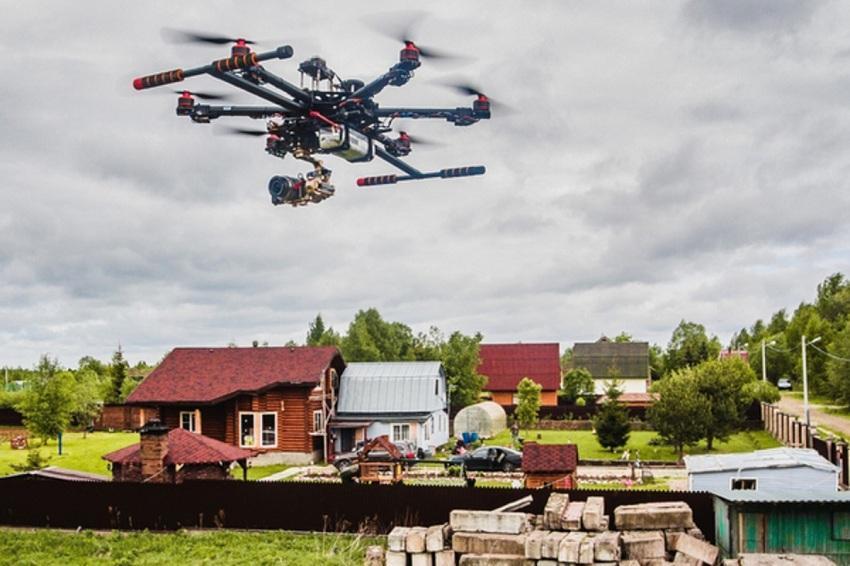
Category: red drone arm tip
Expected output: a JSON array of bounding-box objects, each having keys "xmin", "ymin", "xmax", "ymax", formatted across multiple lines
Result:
[{"xmin": 132, "ymin": 78, "xmax": 144, "ymax": 90}]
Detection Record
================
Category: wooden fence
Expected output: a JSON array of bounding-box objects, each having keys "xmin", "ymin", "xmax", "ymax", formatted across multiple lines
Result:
[
  {"xmin": 761, "ymin": 402, "xmax": 850, "ymax": 488},
  {"xmin": 0, "ymin": 479, "xmax": 715, "ymax": 540}
]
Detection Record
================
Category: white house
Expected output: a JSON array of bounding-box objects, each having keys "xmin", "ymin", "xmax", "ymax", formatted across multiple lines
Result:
[
  {"xmin": 331, "ymin": 361, "xmax": 449, "ymax": 457},
  {"xmin": 685, "ymin": 447, "xmax": 843, "ymax": 500}
]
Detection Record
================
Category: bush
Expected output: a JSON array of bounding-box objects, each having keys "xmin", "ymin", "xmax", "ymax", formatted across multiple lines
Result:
[{"xmin": 10, "ymin": 449, "xmax": 51, "ymax": 472}]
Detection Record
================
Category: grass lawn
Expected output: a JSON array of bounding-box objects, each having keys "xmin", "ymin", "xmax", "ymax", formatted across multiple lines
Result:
[
  {"xmin": 0, "ymin": 431, "xmax": 137, "ymax": 477},
  {"xmin": 484, "ymin": 429, "xmax": 781, "ymax": 461},
  {"xmin": 0, "ymin": 528, "xmax": 381, "ymax": 566},
  {"xmin": 238, "ymin": 464, "xmax": 294, "ymax": 481}
]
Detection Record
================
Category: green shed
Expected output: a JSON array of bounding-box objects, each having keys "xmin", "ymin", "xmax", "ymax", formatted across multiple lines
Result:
[{"xmin": 714, "ymin": 494, "xmax": 850, "ymax": 565}]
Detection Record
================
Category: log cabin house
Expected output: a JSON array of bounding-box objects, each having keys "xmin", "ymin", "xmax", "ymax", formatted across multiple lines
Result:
[{"xmin": 126, "ymin": 346, "xmax": 345, "ymax": 464}]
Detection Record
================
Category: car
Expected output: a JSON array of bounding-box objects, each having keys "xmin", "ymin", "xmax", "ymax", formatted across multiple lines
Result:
[
  {"xmin": 448, "ymin": 446, "xmax": 523, "ymax": 473},
  {"xmin": 777, "ymin": 377, "xmax": 792, "ymax": 390},
  {"xmin": 332, "ymin": 440, "xmax": 418, "ymax": 470}
]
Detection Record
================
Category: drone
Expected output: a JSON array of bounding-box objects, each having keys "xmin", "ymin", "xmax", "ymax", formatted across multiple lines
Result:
[{"xmin": 133, "ymin": 30, "xmax": 492, "ymax": 207}]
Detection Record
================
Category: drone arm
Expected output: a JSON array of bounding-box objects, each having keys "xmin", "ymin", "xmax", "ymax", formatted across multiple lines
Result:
[
  {"xmin": 199, "ymin": 105, "xmax": 291, "ymax": 119},
  {"xmin": 209, "ymin": 70, "xmax": 302, "ymax": 112},
  {"xmin": 349, "ymin": 63, "xmax": 415, "ymax": 100},
  {"xmin": 357, "ymin": 147, "xmax": 484, "ymax": 186},
  {"xmin": 374, "ymin": 107, "xmax": 487, "ymax": 124},
  {"xmin": 133, "ymin": 46, "xmax": 294, "ymax": 90},
  {"xmin": 374, "ymin": 146, "xmax": 423, "ymax": 177},
  {"xmin": 252, "ymin": 68, "xmax": 313, "ymax": 104}
]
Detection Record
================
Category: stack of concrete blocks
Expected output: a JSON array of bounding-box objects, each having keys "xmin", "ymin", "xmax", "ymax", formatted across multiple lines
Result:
[
  {"xmin": 614, "ymin": 501, "xmax": 718, "ymax": 565},
  {"xmin": 378, "ymin": 496, "xmax": 723, "ymax": 565},
  {"xmin": 385, "ymin": 524, "xmax": 456, "ymax": 566}
]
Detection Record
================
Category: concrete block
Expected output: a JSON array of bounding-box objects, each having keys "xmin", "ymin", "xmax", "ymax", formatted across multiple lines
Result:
[
  {"xmin": 452, "ymin": 532, "xmax": 527, "ymax": 555},
  {"xmin": 450, "ymin": 509, "xmax": 531, "ymax": 534},
  {"xmin": 601, "ymin": 515, "xmax": 610, "ymax": 530},
  {"xmin": 594, "ymin": 531, "xmax": 621, "ymax": 562},
  {"xmin": 386, "ymin": 550, "xmax": 407, "ymax": 566},
  {"xmin": 411, "ymin": 553, "xmax": 433, "ymax": 566},
  {"xmin": 524, "ymin": 529, "xmax": 546, "ymax": 559},
  {"xmin": 721, "ymin": 560, "xmax": 740, "ymax": 566},
  {"xmin": 426, "ymin": 523, "xmax": 452, "ymax": 552},
  {"xmin": 388, "ymin": 527, "xmax": 410, "ymax": 552},
  {"xmin": 363, "ymin": 545, "xmax": 383, "ymax": 566},
  {"xmin": 541, "ymin": 531, "xmax": 567, "ymax": 559},
  {"xmin": 582, "ymin": 496, "xmax": 606, "ymax": 531},
  {"xmin": 687, "ymin": 527, "xmax": 705, "ymax": 541},
  {"xmin": 614, "ymin": 502, "xmax": 694, "ymax": 531},
  {"xmin": 672, "ymin": 532, "xmax": 718, "ymax": 565},
  {"xmin": 433, "ymin": 550, "xmax": 456, "ymax": 566},
  {"xmin": 407, "ymin": 527, "xmax": 428, "ymax": 553},
  {"xmin": 672, "ymin": 552, "xmax": 701, "ymax": 565},
  {"xmin": 458, "ymin": 554, "xmax": 534, "ymax": 566},
  {"xmin": 543, "ymin": 492, "xmax": 569, "ymax": 530},
  {"xmin": 537, "ymin": 561, "xmax": 558, "ymax": 566},
  {"xmin": 578, "ymin": 534, "xmax": 595, "ymax": 564},
  {"xmin": 618, "ymin": 561, "xmax": 641, "ymax": 566},
  {"xmin": 558, "ymin": 531, "xmax": 586, "ymax": 563},
  {"xmin": 621, "ymin": 531, "xmax": 665, "ymax": 561},
  {"xmin": 665, "ymin": 530, "xmax": 683, "ymax": 551},
  {"xmin": 563, "ymin": 501, "xmax": 585, "ymax": 530}
]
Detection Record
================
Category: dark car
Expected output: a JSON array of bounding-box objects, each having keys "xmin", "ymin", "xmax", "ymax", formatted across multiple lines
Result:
[{"xmin": 448, "ymin": 446, "xmax": 523, "ymax": 473}]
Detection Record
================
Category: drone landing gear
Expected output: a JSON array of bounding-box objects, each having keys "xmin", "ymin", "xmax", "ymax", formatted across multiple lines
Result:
[{"xmin": 268, "ymin": 156, "xmax": 335, "ymax": 207}]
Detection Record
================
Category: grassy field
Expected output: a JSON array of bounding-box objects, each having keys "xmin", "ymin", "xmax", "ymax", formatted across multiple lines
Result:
[
  {"xmin": 0, "ymin": 529, "xmax": 381, "ymax": 566},
  {"xmin": 0, "ymin": 431, "xmax": 136, "ymax": 477},
  {"xmin": 484, "ymin": 429, "xmax": 781, "ymax": 461}
]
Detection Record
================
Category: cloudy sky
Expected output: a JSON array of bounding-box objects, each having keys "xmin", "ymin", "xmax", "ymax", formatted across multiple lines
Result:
[{"xmin": 2, "ymin": 0, "xmax": 849, "ymax": 367}]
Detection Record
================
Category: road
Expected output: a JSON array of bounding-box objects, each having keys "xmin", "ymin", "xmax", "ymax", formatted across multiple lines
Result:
[{"xmin": 776, "ymin": 394, "xmax": 850, "ymax": 437}]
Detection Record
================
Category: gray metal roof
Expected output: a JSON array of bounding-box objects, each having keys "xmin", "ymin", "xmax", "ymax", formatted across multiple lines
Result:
[
  {"xmin": 685, "ymin": 447, "xmax": 838, "ymax": 474},
  {"xmin": 337, "ymin": 361, "xmax": 446, "ymax": 415},
  {"xmin": 715, "ymin": 491, "xmax": 850, "ymax": 503}
]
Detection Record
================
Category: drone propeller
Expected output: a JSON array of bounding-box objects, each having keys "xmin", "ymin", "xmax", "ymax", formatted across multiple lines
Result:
[
  {"xmin": 162, "ymin": 28, "xmax": 257, "ymax": 46},
  {"xmin": 217, "ymin": 126, "xmax": 270, "ymax": 137},
  {"xmin": 365, "ymin": 11, "xmax": 466, "ymax": 62},
  {"xmin": 397, "ymin": 131, "xmax": 442, "ymax": 147},
  {"xmin": 443, "ymin": 81, "xmax": 515, "ymax": 114},
  {"xmin": 171, "ymin": 89, "xmax": 233, "ymax": 101}
]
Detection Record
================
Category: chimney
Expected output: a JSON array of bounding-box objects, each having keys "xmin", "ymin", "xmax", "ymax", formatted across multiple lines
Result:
[{"xmin": 139, "ymin": 419, "xmax": 169, "ymax": 481}]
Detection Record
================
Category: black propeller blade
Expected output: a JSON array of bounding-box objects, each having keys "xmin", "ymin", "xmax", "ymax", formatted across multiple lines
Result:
[
  {"xmin": 398, "ymin": 131, "xmax": 442, "ymax": 147},
  {"xmin": 443, "ymin": 81, "xmax": 515, "ymax": 115},
  {"xmin": 171, "ymin": 89, "xmax": 233, "ymax": 101},
  {"xmin": 218, "ymin": 126, "xmax": 269, "ymax": 137},
  {"xmin": 162, "ymin": 28, "xmax": 256, "ymax": 45},
  {"xmin": 365, "ymin": 11, "xmax": 467, "ymax": 62}
]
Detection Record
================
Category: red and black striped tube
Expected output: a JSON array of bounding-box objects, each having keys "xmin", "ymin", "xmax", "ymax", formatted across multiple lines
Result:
[
  {"xmin": 213, "ymin": 52, "xmax": 259, "ymax": 72},
  {"xmin": 133, "ymin": 69, "xmax": 185, "ymax": 90},
  {"xmin": 440, "ymin": 166, "xmax": 486, "ymax": 178},
  {"xmin": 356, "ymin": 175, "xmax": 398, "ymax": 187}
]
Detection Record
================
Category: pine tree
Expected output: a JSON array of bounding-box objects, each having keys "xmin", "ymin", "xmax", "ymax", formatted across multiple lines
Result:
[
  {"xmin": 593, "ymin": 380, "xmax": 631, "ymax": 452},
  {"xmin": 110, "ymin": 346, "xmax": 128, "ymax": 404}
]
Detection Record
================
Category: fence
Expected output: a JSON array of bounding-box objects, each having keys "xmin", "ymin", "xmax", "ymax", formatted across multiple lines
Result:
[
  {"xmin": 761, "ymin": 402, "xmax": 850, "ymax": 489},
  {"xmin": 0, "ymin": 479, "xmax": 715, "ymax": 540},
  {"xmin": 0, "ymin": 408, "xmax": 23, "ymax": 427}
]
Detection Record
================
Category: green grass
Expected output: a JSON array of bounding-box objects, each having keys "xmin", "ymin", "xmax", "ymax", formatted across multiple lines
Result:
[
  {"xmin": 783, "ymin": 391, "xmax": 836, "ymax": 406},
  {"xmin": 0, "ymin": 529, "xmax": 382, "ymax": 566},
  {"xmin": 578, "ymin": 480, "xmax": 670, "ymax": 491},
  {"xmin": 484, "ymin": 429, "xmax": 781, "ymax": 461},
  {"xmin": 0, "ymin": 432, "xmax": 137, "ymax": 477},
  {"xmin": 237, "ymin": 464, "xmax": 294, "ymax": 481}
]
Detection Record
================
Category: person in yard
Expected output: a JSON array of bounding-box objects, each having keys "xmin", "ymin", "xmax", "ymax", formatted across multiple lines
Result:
[{"xmin": 510, "ymin": 420, "xmax": 520, "ymax": 447}]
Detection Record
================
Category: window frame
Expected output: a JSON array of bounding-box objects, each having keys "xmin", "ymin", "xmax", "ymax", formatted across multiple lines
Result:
[
  {"xmin": 179, "ymin": 410, "xmax": 196, "ymax": 433},
  {"xmin": 313, "ymin": 410, "xmax": 324, "ymax": 433},
  {"xmin": 238, "ymin": 411, "xmax": 278, "ymax": 449},
  {"xmin": 730, "ymin": 477, "xmax": 758, "ymax": 491},
  {"xmin": 392, "ymin": 423, "xmax": 410, "ymax": 442}
]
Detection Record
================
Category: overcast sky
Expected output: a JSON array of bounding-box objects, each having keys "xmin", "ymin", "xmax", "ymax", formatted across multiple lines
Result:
[{"xmin": 2, "ymin": 0, "xmax": 849, "ymax": 367}]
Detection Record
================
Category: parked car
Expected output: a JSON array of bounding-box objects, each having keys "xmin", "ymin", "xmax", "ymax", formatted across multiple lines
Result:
[
  {"xmin": 448, "ymin": 446, "xmax": 523, "ymax": 473},
  {"xmin": 332, "ymin": 440, "xmax": 418, "ymax": 470},
  {"xmin": 777, "ymin": 377, "xmax": 792, "ymax": 390}
]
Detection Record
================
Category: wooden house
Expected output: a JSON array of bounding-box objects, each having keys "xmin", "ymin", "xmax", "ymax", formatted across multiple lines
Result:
[
  {"xmin": 521, "ymin": 442, "xmax": 579, "ymax": 489},
  {"xmin": 477, "ymin": 343, "xmax": 561, "ymax": 408},
  {"xmin": 125, "ymin": 346, "xmax": 345, "ymax": 464}
]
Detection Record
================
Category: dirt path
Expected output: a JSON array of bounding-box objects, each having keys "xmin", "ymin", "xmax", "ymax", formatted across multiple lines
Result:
[{"xmin": 776, "ymin": 394, "xmax": 850, "ymax": 437}]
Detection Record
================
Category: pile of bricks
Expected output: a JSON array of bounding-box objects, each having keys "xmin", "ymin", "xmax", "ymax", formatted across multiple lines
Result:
[{"xmin": 366, "ymin": 494, "xmax": 723, "ymax": 565}]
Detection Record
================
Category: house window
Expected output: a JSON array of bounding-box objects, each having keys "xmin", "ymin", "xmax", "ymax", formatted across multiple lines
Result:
[
  {"xmin": 424, "ymin": 420, "xmax": 431, "ymax": 441},
  {"xmin": 392, "ymin": 424, "xmax": 410, "ymax": 442},
  {"xmin": 180, "ymin": 411, "xmax": 196, "ymax": 432},
  {"xmin": 731, "ymin": 478, "xmax": 757, "ymax": 491},
  {"xmin": 313, "ymin": 410, "xmax": 324, "ymax": 433},
  {"xmin": 239, "ymin": 412, "xmax": 277, "ymax": 448}
]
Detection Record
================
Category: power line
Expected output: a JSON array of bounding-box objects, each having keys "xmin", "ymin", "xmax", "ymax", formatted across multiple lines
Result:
[{"xmin": 809, "ymin": 343, "xmax": 850, "ymax": 364}]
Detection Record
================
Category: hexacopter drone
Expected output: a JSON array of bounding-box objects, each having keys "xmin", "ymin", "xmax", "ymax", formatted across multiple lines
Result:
[{"xmin": 133, "ymin": 30, "xmax": 491, "ymax": 206}]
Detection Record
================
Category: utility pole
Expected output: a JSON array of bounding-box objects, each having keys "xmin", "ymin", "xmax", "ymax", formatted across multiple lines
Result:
[
  {"xmin": 762, "ymin": 339, "xmax": 768, "ymax": 382},
  {"xmin": 802, "ymin": 335, "xmax": 822, "ymax": 427}
]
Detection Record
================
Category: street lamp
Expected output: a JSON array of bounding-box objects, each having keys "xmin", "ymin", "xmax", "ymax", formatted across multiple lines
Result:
[
  {"xmin": 762, "ymin": 339, "xmax": 776, "ymax": 382},
  {"xmin": 802, "ymin": 335, "xmax": 822, "ymax": 427}
]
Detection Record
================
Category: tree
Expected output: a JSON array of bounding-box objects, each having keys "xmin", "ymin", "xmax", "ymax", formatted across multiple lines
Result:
[
  {"xmin": 560, "ymin": 347, "xmax": 573, "ymax": 374},
  {"xmin": 816, "ymin": 273, "xmax": 850, "ymax": 326},
  {"xmin": 515, "ymin": 377, "xmax": 542, "ymax": 433},
  {"xmin": 593, "ymin": 380, "xmax": 631, "ymax": 452},
  {"xmin": 306, "ymin": 314, "xmax": 342, "ymax": 347},
  {"xmin": 742, "ymin": 380, "xmax": 781, "ymax": 405},
  {"xmin": 614, "ymin": 332, "xmax": 633, "ymax": 343},
  {"xmin": 828, "ymin": 324, "xmax": 850, "ymax": 407},
  {"xmin": 648, "ymin": 369, "xmax": 710, "ymax": 460},
  {"xmin": 693, "ymin": 358, "xmax": 756, "ymax": 450},
  {"xmin": 109, "ymin": 346, "xmax": 128, "ymax": 405},
  {"xmin": 442, "ymin": 331, "xmax": 486, "ymax": 409},
  {"xmin": 340, "ymin": 308, "xmax": 416, "ymax": 362},
  {"xmin": 559, "ymin": 368, "xmax": 595, "ymax": 403},
  {"xmin": 648, "ymin": 344, "xmax": 665, "ymax": 380},
  {"xmin": 665, "ymin": 320, "xmax": 722, "ymax": 372},
  {"xmin": 412, "ymin": 326, "xmax": 444, "ymax": 361},
  {"xmin": 70, "ymin": 369, "xmax": 102, "ymax": 438},
  {"xmin": 16, "ymin": 355, "xmax": 75, "ymax": 446}
]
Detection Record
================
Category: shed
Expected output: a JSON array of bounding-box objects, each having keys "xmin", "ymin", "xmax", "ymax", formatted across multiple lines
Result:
[
  {"xmin": 0, "ymin": 466, "xmax": 108, "ymax": 482},
  {"xmin": 521, "ymin": 442, "xmax": 578, "ymax": 489},
  {"xmin": 453, "ymin": 401, "xmax": 507, "ymax": 439},
  {"xmin": 685, "ymin": 448, "xmax": 839, "ymax": 500}
]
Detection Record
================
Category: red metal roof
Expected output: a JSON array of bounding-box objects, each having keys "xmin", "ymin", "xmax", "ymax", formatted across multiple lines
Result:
[
  {"xmin": 521, "ymin": 442, "xmax": 579, "ymax": 473},
  {"xmin": 103, "ymin": 428, "xmax": 253, "ymax": 465},
  {"xmin": 478, "ymin": 343, "xmax": 561, "ymax": 392},
  {"xmin": 127, "ymin": 346, "xmax": 342, "ymax": 404}
]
